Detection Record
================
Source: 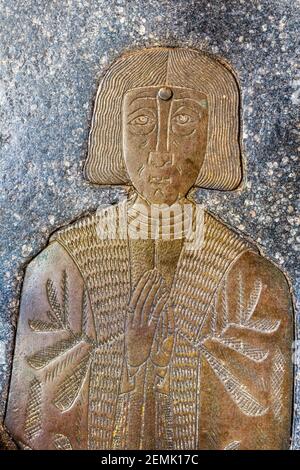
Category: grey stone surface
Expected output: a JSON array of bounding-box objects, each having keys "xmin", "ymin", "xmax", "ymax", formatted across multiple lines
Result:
[{"xmin": 0, "ymin": 0, "xmax": 299, "ymax": 448}]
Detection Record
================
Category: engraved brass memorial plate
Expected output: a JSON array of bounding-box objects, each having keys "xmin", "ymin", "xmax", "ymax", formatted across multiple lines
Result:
[{"xmin": 5, "ymin": 48, "xmax": 293, "ymax": 450}]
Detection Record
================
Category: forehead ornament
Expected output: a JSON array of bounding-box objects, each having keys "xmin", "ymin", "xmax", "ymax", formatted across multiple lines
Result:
[{"xmin": 158, "ymin": 87, "xmax": 173, "ymax": 101}]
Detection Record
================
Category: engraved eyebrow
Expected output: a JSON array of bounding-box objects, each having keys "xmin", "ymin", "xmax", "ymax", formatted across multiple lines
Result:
[
  {"xmin": 172, "ymin": 97, "xmax": 207, "ymax": 107},
  {"xmin": 171, "ymin": 105, "xmax": 200, "ymax": 116},
  {"xmin": 127, "ymin": 107, "xmax": 156, "ymax": 118},
  {"xmin": 172, "ymin": 104, "xmax": 198, "ymax": 113},
  {"xmin": 128, "ymin": 96, "xmax": 157, "ymax": 106}
]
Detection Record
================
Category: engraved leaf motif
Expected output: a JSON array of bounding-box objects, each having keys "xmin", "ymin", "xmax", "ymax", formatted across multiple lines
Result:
[
  {"xmin": 27, "ymin": 336, "xmax": 79, "ymax": 369},
  {"xmin": 81, "ymin": 288, "xmax": 88, "ymax": 336},
  {"xmin": 215, "ymin": 337, "xmax": 269, "ymax": 363},
  {"xmin": 271, "ymin": 347, "xmax": 286, "ymax": 420},
  {"xmin": 46, "ymin": 279, "xmax": 65, "ymax": 327},
  {"xmin": 61, "ymin": 270, "xmax": 70, "ymax": 329},
  {"xmin": 220, "ymin": 282, "xmax": 229, "ymax": 333},
  {"xmin": 201, "ymin": 346, "xmax": 268, "ymax": 417},
  {"xmin": 212, "ymin": 275, "xmax": 280, "ymax": 336},
  {"xmin": 45, "ymin": 345, "xmax": 84, "ymax": 383},
  {"xmin": 244, "ymin": 279, "xmax": 263, "ymax": 322},
  {"xmin": 53, "ymin": 352, "xmax": 91, "ymax": 412},
  {"xmin": 28, "ymin": 319, "xmax": 61, "ymax": 332},
  {"xmin": 46, "ymin": 309, "xmax": 61, "ymax": 326},
  {"xmin": 53, "ymin": 434, "xmax": 73, "ymax": 450},
  {"xmin": 224, "ymin": 440, "xmax": 240, "ymax": 450},
  {"xmin": 233, "ymin": 276, "xmax": 280, "ymax": 333},
  {"xmin": 242, "ymin": 318, "xmax": 280, "ymax": 334},
  {"xmin": 75, "ymin": 399, "xmax": 84, "ymax": 446},
  {"xmin": 195, "ymin": 273, "xmax": 281, "ymax": 418},
  {"xmin": 237, "ymin": 272, "xmax": 245, "ymax": 324},
  {"xmin": 24, "ymin": 378, "xmax": 42, "ymax": 441}
]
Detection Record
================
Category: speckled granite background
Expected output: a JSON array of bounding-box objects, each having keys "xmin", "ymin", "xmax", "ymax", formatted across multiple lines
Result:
[{"xmin": 0, "ymin": 0, "xmax": 299, "ymax": 449}]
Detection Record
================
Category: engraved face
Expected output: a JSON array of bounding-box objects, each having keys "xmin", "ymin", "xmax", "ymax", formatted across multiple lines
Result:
[{"xmin": 122, "ymin": 86, "xmax": 208, "ymax": 205}]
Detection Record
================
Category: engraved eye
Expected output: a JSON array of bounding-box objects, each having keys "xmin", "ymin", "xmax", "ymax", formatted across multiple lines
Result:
[
  {"xmin": 173, "ymin": 114, "xmax": 191, "ymax": 125},
  {"xmin": 130, "ymin": 115, "xmax": 151, "ymax": 126},
  {"xmin": 171, "ymin": 108, "xmax": 201, "ymax": 136},
  {"xmin": 127, "ymin": 110, "xmax": 156, "ymax": 135}
]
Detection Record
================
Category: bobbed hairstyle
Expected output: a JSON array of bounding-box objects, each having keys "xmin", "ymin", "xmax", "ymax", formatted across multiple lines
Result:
[{"xmin": 85, "ymin": 47, "xmax": 242, "ymax": 190}]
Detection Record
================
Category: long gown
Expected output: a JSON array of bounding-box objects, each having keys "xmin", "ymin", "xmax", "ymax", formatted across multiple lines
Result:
[{"xmin": 5, "ymin": 199, "xmax": 293, "ymax": 449}]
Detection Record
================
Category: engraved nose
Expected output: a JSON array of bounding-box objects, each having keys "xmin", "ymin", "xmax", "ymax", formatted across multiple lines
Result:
[{"xmin": 148, "ymin": 152, "xmax": 173, "ymax": 168}]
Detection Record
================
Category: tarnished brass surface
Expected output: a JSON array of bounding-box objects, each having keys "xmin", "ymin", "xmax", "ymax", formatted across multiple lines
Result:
[{"xmin": 4, "ymin": 48, "xmax": 293, "ymax": 450}]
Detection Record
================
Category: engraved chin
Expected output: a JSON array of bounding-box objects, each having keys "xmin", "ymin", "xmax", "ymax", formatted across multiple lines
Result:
[
  {"xmin": 147, "ymin": 179, "xmax": 181, "ymax": 204},
  {"xmin": 138, "ymin": 166, "xmax": 182, "ymax": 204},
  {"xmin": 146, "ymin": 186, "xmax": 179, "ymax": 204},
  {"xmin": 148, "ymin": 185, "xmax": 178, "ymax": 203}
]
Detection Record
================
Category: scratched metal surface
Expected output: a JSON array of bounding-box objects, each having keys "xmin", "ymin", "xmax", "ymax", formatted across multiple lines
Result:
[{"xmin": 0, "ymin": 0, "xmax": 299, "ymax": 448}]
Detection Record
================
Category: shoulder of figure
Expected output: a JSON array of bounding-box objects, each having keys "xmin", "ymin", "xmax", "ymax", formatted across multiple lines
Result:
[
  {"xmin": 204, "ymin": 210, "xmax": 258, "ymax": 253},
  {"xmin": 226, "ymin": 248, "xmax": 293, "ymax": 323},
  {"xmin": 229, "ymin": 249, "xmax": 290, "ymax": 289},
  {"xmin": 49, "ymin": 214, "xmax": 98, "ymax": 244},
  {"xmin": 26, "ymin": 240, "xmax": 71, "ymax": 271},
  {"xmin": 50, "ymin": 200, "xmax": 126, "ymax": 245},
  {"xmin": 24, "ymin": 240, "xmax": 82, "ymax": 284},
  {"xmin": 203, "ymin": 211, "xmax": 292, "ymax": 313}
]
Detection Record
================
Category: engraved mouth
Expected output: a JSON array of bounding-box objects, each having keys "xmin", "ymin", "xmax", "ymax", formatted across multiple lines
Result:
[{"xmin": 149, "ymin": 176, "xmax": 171, "ymax": 185}]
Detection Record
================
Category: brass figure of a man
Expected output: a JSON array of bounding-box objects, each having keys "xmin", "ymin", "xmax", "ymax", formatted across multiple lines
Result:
[{"xmin": 5, "ymin": 48, "xmax": 293, "ymax": 450}]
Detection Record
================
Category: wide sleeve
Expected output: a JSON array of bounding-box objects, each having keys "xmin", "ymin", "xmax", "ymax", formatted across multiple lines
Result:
[
  {"xmin": 5, "ymin": 241, "xmax": 95, "ymax": 450},
  {"xmin": 199, "ymin": 250, "xmax": 293, "ymax": 450}
]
